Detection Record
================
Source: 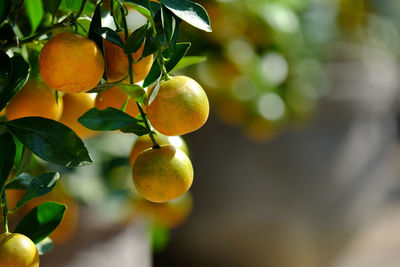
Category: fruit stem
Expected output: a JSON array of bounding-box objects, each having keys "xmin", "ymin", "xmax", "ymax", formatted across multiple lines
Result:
[
  {"xmin": 119, "ymin": 3, "xmax": 160, "ymax": 149},
  {"xmin": 2, "ymin": 190, "xmax": 9, "ymax": 234},
  {"xmin": 3, "ymin": 19, "xmax": 67, "ymax": 50}
]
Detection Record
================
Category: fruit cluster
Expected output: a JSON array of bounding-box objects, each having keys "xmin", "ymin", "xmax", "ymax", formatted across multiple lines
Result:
[
  {"xmin": 4, "ymin": 28, "xmax": 209, "ymax": 204},
  {"xmin": 0, "ymin": 0, "xmax": 212, "ymax": 263}
]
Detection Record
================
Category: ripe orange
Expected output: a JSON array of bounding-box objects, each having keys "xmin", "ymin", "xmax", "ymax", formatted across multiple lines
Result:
[
  {"xmin": 132, "ymin": 145, "xmax": 193, "ymax": 203},
  {"xmin": 59, "ymin": 93, "xmax": 97, "ymax": 139},
  {"xmin": 243, "ymin": 117, "xmax": 278, "ymax": 143},
  {"xmin": 139, "ymin": 191, "xmax": 193, "ymax": 229},
  {"xmin": 39, "ymin": 32, "xmax": 104, "ymax": 93},
  {"xmin": 6, "ymin": 79, "xmax": 63, "ymax": 121},
  {"xmin": 95, "ymin": 86, "xmax": 139, "ymax": 117},
  {"xmin": 0, "ymin": 233, "xmax": 39, "ymax": 267},
  {"xmin": 129, "ymin": 134, "xmax": 188, "ymax": 167},
  {"xmin": 147, "ymin": 76, "xmax": 209, "ymax": 136},
  {"xmin": 104, "ymin": 33, "xmax": 153, "ymax": 83}
]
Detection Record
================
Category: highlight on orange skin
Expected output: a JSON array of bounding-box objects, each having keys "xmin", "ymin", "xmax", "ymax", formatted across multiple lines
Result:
[
  {"xmin": 59, "ymin": 93, "xmax": 98, "ymax": 139},
  {"xmin": 95, "ymin": 86, "xmax": 140, "ymax": 117},
  {"xmin": 39, "ymin": 32, "xmax": 104, "ymax": 93},
  {"xmin": 132, "ymin": 145, "xmax": 194, "ymax": 203},
  {"xmin": 146, "ymin": 76, "xmax": 210, "ymax": 136},
  {"xmin": 0, "ymin": 233, "xmax": 39, "ymax": 267},
  {"xmin": 129, "ymin": 134, "xmax": 189, "ymax": 167},
  {"xmin": 6, "ymin": 79, "xmax": 63, "ymax": 121},
  {"xmin": 103, "ymin": 32, "xmax": 153, "ymax": 83}
]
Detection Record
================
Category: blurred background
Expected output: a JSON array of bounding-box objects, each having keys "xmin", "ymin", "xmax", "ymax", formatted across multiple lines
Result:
[{"xmin": 8, "ymin": 0, "xmax": 400, "ymax": 266}]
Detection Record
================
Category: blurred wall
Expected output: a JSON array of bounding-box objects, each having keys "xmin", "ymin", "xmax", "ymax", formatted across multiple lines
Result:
[{"xmin": 154, "ymin": 42, "xmax": 400, "ymax": 267}]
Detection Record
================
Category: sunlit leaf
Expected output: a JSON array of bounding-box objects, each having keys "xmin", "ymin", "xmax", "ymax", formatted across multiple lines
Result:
[
  {"xmin": 158, "ymin": 0, "xmax": 211, "ymax": 32},
  {"xmin": 25, "ymin": 0, "xmax": 44, "ymax": 33},
  {"xmin": 6, "ymin": 117, "xmax": 92, "ymax": 167},
  {"xmin": 0, "ymin": 54, "xmax": 30, "ymax": 111},
  {"xmin": 15, "ymin": 173, "xmax": 59, "ymax": 210},
  {"xmin": 15, "ymin": 202, "xmax": 66, "ymax": 244}
]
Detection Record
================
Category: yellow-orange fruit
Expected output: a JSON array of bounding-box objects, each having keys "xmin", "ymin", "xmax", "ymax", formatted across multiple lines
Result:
[
  {"xmin": 6, "ymin": 79, "xmax": 63, "ymax": 121},
  {"xmin": 0, "ymin": 233, "xmax": 39, "ymax": 267},
  {"xmin": 147, "ymin": 76, "xmax": 209, "ymax": 136},
  {"xmin": 95, "ymin": 86, "xmax": 139, "ymax": 117},
  {"xmin": 59, "ymin": 93, "xmax": 97, "ymax": 139},
  {"xmin": 139, "ymin": 191, "xmax": 193, "ymax": 229},
  {"xmin": 243, "ymin": 118, "xmax": 278, "ymax": 143},
  {"xmin": 104, "ymin": 33, "xmax": 153, "ymax": 83},
  {"xmin": 0, "ymin": 109, "xmax": 5, "ymax": 117},
  {"xmin": 129, "ymin": 134, "xmax": 188, "ymax": 167},
  {"xmin": 132, "ymin": 145, "xmax": 193, "ymax": 203},
  {"xmin": 39, "ymin": 32, "xmax": 104, "ymax": 93}
]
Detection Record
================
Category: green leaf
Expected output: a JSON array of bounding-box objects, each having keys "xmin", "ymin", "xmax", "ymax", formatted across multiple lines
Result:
[
  {"xmin": 36, "ymin": 237, "xmax": 53, "ymax": 255},
  {"xmin": 161, "ymin": 6, "xmax": 175, "ymax": 45},
  {"xmin": 147, "ymin": 76, "xmax": 160, "ymax": 105},
  {"xmin": 15, "ymin": 172, "xmax": 59, "ymax": 210},
  {"xmin": 158, "ymin": 0, "xmax": 211, "ymax": 32},
  {"xmin": 0, "ymin": 132, "xmax": 15, "ymax": 191},
  {"xmin": 124, "ymin": 0, "xmax": 161, "ymax": 21},
  {"xmin": 95, "ymin": 27, "xmax": 124, "ymax": 48},
  {"xmin": 14, "ymin": 145, "xmax": 33, "ymax": 177},
  {"xmin": 169, "ymin": 16, "xmax": 180, "ymax": 51},
  {"xmin": 15, "ymin": 202, "xmax": 66, "ymax": 244},
  {"xmin": 59, "ymin": 0, "xmax": 94, "ymax": 15},
  {"xmin": 164, "ymin": 42, "xmax": 190, "ymax": 71},
  {"xmin": 76, "ymin": 18, "xmax": 91, "ymax": 36},
  {"xmin": 88, "ymin": 3, "xmax": 104, "ymax": 64},
  {"xmin": 123, "ymin": 23, "xmax": 148, "ymax": 54},
  {"xmin": 120, "ymin": 122, "xmax": 149, "ymax": 136},
  {"xmin": 171, "ymin": 56, "xmax": 206, "ymax": 72},
  {"xmin": 143, "ymin": 42, "xmax": 190, "ymax": 87},
  {"xmin": 6, "ymin": 117, "xmax": 92, "ymax": 167},
  {"xmin": 117, "ymin": 83, "xmax": 146, "ymax": 102},
  {"xmin": 25, "ymin": 0, "xmax": 44, "ymax": 33},
  {"xmin": 0, "ymin": 0, "xmax": 12, "ymax": 24},
  {"xmin": 42, "ymin": 0, "xmax": 62, "ymax": 15},
  {"xmin": 88, "ymin": 77, "xmax": 128, "ymax": 93},
  {"xmin": 151, "ymin": 225, "xmax": 170, "ymax": 252},
  {"xmin": 0, "ymin": 54, "xmax": 30, "ymax": 111},
  {"xmin": 0, "ymin": 23, "xmax": 15, "ymax": 48},
  {"xmin": 143, "ymin": 60, "xmax": 161, "ymax": 87},
  {"xmin": 5, "ymin": 172, "xmax": 34, "ymax": 190},
  {"xmin": 0, "ymin": 51, "xmax": 12, "ymax": 105},
  {"xmin": 78, "ymin": 107, "xmax": 148, "ymax": 133},
  {"xmin": 142, "ymin": 34, "xmax": 158, "ymax": 57}
]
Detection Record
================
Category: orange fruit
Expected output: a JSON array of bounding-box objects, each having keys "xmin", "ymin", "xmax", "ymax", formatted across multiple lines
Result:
[
  {"xmin": 104, "ymin": 32, "xmax": 153, "ymax": 83},
  {"xmin": 0, "ymin": 109, "xmax": 5, "ymax": 117},
  {"xmin": 129, "ymin": 134, "xmax": 188, "ymax": 167},
  {"xmin": 147, "ymin": 76, "xmax": 209, "ymax": 136},
  {"xmin": 243, "ymin": 117, "xmax": 278, "ymax": 143},
  {"xmin": 0, "ymin": 233, "xmax": 39, "ymax": 267},
  {"xmin": 139, "ymin": 191, "xmax": 193, "ymax": 229},
  {"xmin": 39, "ymin": 32, "xmax": 104, "ymax": 93},
  {"xmin": 59, "ymin": 93, "xmax": 97, "ymax": 139},
  {"xmin": 95, "ymin": 86, "xmax": 139, "ymax": 117},
  {"xmin": 6, "ymin": 79, "xmax": 63, "ymax": 121},
  {"xmin": 132, "ymin": 145, "xmax": 193, "ymax": 203}
]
